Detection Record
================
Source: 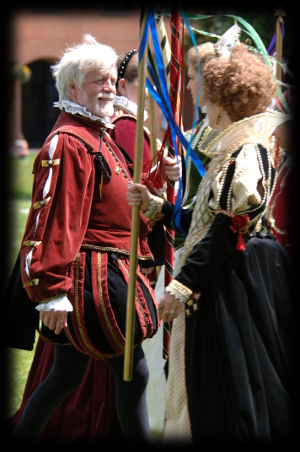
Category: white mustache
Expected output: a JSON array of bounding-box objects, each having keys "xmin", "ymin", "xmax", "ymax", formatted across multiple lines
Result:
[{"xmin": 98, "ymin": 93, "xmax": 115, "ymax": 100}]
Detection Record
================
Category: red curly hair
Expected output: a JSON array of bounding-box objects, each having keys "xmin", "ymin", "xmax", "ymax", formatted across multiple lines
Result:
[{"xmin": 202, "ymin": 44, "xmax": 277, "ymax": 123}]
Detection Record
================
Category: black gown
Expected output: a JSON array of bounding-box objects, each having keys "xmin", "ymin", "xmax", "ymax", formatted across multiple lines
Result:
[
  {"xmin": 182, "ymin": 216, "xmax": 296, "ymax": 445},
  {"xmin": 159, "ymin": 138, "xmax": 296, "ymax": 446}
]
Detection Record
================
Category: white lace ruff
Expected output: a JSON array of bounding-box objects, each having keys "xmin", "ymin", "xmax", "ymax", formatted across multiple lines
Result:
[
  {"xmin": 114, "ymin": 96, "xmax": 148, "ymax": 121},
  {"xmin": 53, "ymin": 100, "xmax": 113, "ymax": 129}
]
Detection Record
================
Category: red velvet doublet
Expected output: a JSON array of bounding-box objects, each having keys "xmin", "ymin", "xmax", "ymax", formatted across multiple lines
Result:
[{"xmin": 20, "ymin": 111, "xmax": 160, "ymax": 357}]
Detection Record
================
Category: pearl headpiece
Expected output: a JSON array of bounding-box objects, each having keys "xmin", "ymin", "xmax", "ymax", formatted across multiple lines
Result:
[{"xmin": 117, "ymin": 49, "xmax": 138, "ymax": 86}]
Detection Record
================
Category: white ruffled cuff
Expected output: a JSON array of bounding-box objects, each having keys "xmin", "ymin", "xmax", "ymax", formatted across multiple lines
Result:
[{"xmin": 35, "ymin": 296, "xmax": 73, "ymax": 312}]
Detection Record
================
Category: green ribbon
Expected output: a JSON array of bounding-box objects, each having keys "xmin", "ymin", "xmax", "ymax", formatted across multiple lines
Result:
[{"xmin": 155, "ymin": 10, "xmax": 292, "ymax": 116}]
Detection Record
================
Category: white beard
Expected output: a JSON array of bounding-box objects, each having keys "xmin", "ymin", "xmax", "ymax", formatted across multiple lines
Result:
[
  {"xmin": 99, "ymin": 101, "xmax": 115, "ymax": 118},
  {"xmin": 81, "ymin": 90, "xmax": 115, "ymax": 119}
]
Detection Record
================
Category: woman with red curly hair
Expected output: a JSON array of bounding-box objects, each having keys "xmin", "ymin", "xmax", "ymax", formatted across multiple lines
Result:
[
  {"xmin": 202, "ymin": 44, "xmax": 279, "ymax": 125},
  {"xmin": 127, "ymin": 43, "xmax": 296, "ymax": 446}
]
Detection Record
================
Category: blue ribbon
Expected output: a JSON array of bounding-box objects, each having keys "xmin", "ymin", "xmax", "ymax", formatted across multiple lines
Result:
[
  {"xmin": 179, "ymin": 6, "xmax": 206, "ymax": 181},
  {"xmin": 146, "ymin": 7, "xmax": 187, "ymax": 235},
  {"xmin": 138, "ymin": 6, "xmax": 206, "ymax": 235},
  {"xmin": 267, "ymin": 23, "xmax": 285, "ymax": 56}
]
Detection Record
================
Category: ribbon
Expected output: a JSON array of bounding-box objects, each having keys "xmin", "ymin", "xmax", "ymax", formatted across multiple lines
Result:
[
  {"xmin": 267, "ymin": 22, "xmax": 285, "ymax": 56},
  {"xmin": 229, "ymin": 214, "xmax": 250, "ymax": 251},
  {"xmin": 144, "ymin": 9, "xmax": 206, "ymax": 234}
]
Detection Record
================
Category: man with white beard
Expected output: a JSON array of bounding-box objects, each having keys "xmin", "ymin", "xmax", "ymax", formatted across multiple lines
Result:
[{"xmin": 9, "ymin": 34, "xmax": 180, "ymax": 447}]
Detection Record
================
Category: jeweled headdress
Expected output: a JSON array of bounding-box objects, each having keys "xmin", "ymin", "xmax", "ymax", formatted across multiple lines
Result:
[{"xmin": 214, "ymin": 24, "xmax": 241, "ymax": 58}]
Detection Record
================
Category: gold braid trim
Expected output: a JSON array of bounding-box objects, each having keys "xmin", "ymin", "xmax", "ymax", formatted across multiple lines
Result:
[
  {"xmin": 215, "ymin": 209, "xmax": 234, "ymax": 218},
  {"xmin": 74, "ymin": 253, "xmax": 105, "ymax": 359},
  {"xmin": 97, "ymin": 252, "xmax": 124, "ymax": 355},
  {"xmin": 80, "ymin": 244, "xmax": 153, "ymax": 261}
]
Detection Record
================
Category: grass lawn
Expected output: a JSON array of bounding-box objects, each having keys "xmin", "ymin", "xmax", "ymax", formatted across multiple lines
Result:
[{"xmin": 3, "ymin": 152, "xmax": 38, "ymax": 419}]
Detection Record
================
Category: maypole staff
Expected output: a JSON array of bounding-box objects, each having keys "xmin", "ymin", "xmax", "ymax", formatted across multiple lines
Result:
[
  {"xmin": 147, "ymin": 32, "xmax": 158, "ymax": 162},
  {"xmin": 123, "ymin": 10, "xmax": 148, "ymax": 382},
  {"xmin": 275, "ymin": 9, "xmax": 285, "ymax": 82}
]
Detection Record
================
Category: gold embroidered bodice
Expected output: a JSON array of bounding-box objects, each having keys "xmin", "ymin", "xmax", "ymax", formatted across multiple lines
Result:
[{"xmin": 179, "ymin": 109, "xmax": 288, "ymax": 269}]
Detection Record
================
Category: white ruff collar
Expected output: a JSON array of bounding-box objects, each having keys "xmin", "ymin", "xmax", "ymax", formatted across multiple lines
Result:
[
  {"xmin": 198, "ymin": 108, "xmax": 290, "ymax": 161},
  {"xmin": 53, "ymin": 100, "xmax": 114, "ymax": 129},
  {"xmin": 113, "ymin": 96, "xmax": 148, "ymax": 122}
]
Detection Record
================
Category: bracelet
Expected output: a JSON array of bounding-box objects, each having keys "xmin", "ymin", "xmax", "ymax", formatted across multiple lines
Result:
[
  {"xmin": 165, "ymin": 279, "xmax": 193, "ymax": 304},
  {"xmin": 142, "ymin": 195, "xmax": 164, "ymax": 220}
]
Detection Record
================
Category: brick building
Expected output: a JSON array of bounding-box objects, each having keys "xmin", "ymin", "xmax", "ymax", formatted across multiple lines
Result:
[{"xmin": 7, "ymin": 7, "xmax": 194, "ymax": 149}]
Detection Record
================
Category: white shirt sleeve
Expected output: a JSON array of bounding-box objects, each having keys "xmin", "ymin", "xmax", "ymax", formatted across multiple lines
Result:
[{"xmin": 35, "ymin": 295, "xmax": 73, "ymax": 312}]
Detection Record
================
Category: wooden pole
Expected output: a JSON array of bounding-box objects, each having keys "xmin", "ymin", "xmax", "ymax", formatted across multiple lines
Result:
[
  {"xmin": 275, "ymin": 9, "xmax": 285, "ymax": 83},
  {"xmin": 147, "ymin": 84, "xmax": 158, "ymax": 161},
  {"xmin": 147, "ymin": 32, "xmax": 158, "ymax": 162},
  {"xmin": 123, "ymin": 13, "xmax": 148, "ymax": 382}
]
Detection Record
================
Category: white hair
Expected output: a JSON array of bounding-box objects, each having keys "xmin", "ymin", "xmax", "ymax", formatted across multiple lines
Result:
[{"xmin": 51, "ymin": 34, "xmax": 117, "ymax": 102}]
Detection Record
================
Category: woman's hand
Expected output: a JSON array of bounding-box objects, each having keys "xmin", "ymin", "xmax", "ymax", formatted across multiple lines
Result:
[
  {"xmin": 40, "ymin": 309, "xmax": 68, "ymax": 335},
  {"xmin": 158, "ymin": 291, "xmax": 183, "ymax": 323},
  {"xmin": 126, "ymin": 182, "xmax": 152, "ymax": 211},
  {"xmin": 161, "ymin": 155, "xmax": 181, "ymax": 183}
]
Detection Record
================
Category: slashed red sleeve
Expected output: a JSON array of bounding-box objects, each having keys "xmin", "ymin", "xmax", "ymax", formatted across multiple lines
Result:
[{"xmin": 20, "ymin": 133, "xmax": 94, "ymax": 303}]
